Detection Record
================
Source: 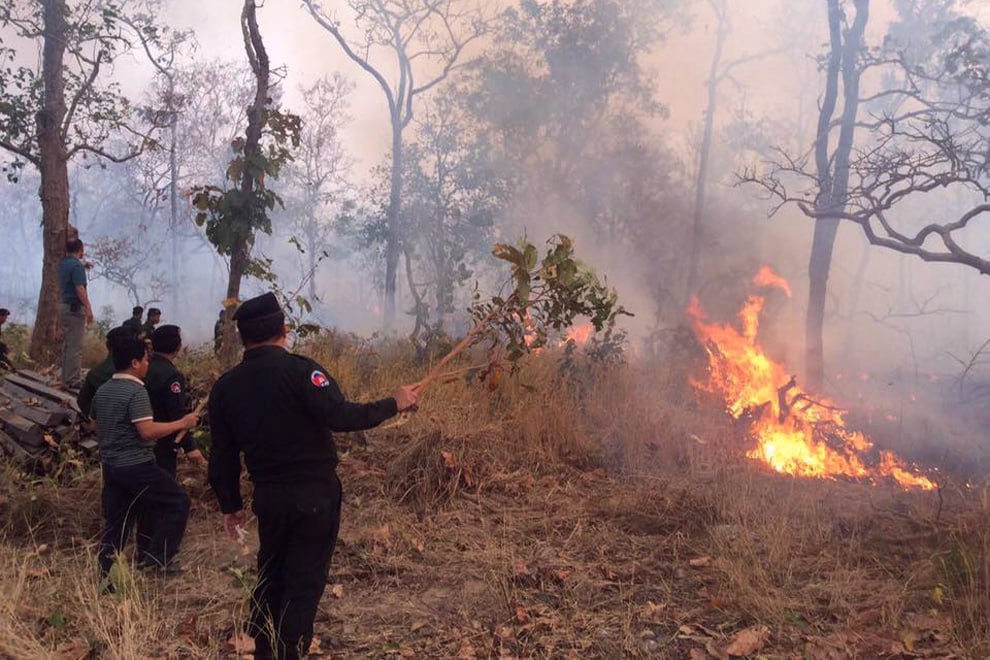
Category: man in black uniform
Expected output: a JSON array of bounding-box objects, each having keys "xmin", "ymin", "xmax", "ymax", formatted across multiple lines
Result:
[
  {"xmin": 140, "ymin": 307, "xmax": 161, "ymax": 341},
  {"xmin": 207, "ymin": 293, "xmax": 419, "ymax": 659},
  {"xmin": 121, "ymin": 306, "xmax": 143, "ymax": 337},
  {"xmin": 143, "ymin": 325, "xmax": 206, "ymax": 474},
  {"xmin": 137, "ymin": 324, "xmax": 204, "ymax": 565},
  {"xmin": 77, "ymin": 326, "xmax": 130, "ymax": 417}
]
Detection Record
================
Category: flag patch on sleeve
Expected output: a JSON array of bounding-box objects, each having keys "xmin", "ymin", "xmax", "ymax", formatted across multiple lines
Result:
[{"xmin": 311, "ymin": 370, "xmax": 331, "ymax": 388}]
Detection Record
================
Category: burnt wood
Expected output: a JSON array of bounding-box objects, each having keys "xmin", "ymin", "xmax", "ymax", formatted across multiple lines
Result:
[
  {"xmin": 0, "ymin": 429, "xmax": 37, "ymax": 462},
  {"xmin": 0, "ymin": 379, "xmax": 70, "ymax": 416},
  {"xmin": 0, "ymin": 409, "xmax": 44, "ymax": 448},
  {"xmin": 0, "ymin": 391, "xmax": 66, "ymax": 426},
  {"xmin": 3, "ymin": 373, "xmax": 80, "ymax": 412}
]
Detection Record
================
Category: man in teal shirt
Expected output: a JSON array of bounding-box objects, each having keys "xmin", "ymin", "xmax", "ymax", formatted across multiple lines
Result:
[{"xmin": 58, "ymin": 239, "xmax": 93, "ymax": 388}]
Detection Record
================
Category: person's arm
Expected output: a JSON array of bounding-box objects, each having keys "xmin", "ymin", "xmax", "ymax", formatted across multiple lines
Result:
[
  {"xmin": 74, "ymin": 285, "xmax": 93, "ymax": 324},
  {"xmin": 127, "ymin": 382, "xmax": 196, "ymax": 440},
  {"xmin": 161, "ymin": 373, "xmax": 196, "ymax": 450},
  {"xmin": 77, "ymin": 375, "xmax": 97, "ymax": 417},
  {"xmin": 134, "ymin": 413, "xmax": 198, "ymax": 441},
  {"xmin": 71, "ymin": 262, "xmax": 93, "ymax": 323},
  {"xmin": 299, "ymin": 362, "xmax": 418, "ymax": 432},
  {"xmin": 207, "ymin": 386, "xmax": 244, "ymax": 516}
]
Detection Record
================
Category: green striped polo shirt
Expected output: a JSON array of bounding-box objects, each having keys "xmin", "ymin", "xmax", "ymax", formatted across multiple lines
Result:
[{"xmin": 91, "ymin": 374, "xmax": 155, "ymax": 468}]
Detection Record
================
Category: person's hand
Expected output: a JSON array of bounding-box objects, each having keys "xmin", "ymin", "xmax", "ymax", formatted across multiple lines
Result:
[
  {"xmin": 185, "ymin": 448, "xmax": 207, "ymax": 465},
  {"xmin": 222, "ymin": 510, "xmax": 246, "ymax": 541},
  {"xmin": 180, "ymin": 412, "xmax": 200, "ymax": 430},
  {"xmin": 393, "ymin": 384, "xmax": 420, "ymax": 412}
]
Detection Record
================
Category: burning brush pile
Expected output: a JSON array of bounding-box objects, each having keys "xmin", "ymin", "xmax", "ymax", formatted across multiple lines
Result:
[{"xmin": 688, "ymin": 267, "xmax": 935, "ymax": 491}]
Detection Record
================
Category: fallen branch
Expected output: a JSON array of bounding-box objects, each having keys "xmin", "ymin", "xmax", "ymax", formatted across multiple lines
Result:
[{"xmin": 175, "ymin": 395, "xmax": 209, "ymax": 445}]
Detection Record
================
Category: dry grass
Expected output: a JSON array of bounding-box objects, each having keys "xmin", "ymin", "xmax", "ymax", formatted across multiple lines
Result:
[{"xmin": 1, "ymin": 331, "xmax": 988, "ymax": 658}]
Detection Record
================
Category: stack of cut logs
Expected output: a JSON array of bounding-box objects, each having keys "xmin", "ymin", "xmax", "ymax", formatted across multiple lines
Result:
[{"xmin": 0, "ymin": 370, "xmax": 96, "ymax": 466}]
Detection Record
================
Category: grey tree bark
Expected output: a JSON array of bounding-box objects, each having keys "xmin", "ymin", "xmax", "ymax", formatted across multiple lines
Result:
[
  {"xmin": 31, "ymin": 0, "xmax": 72, "ymax": 365},
  {"xmin": 218, "ymin": 0, "xmax": 271, "ymax": 369},
  {"xmin": 806, "ymin": 0, "xmax": 869, "ymax": 388}
]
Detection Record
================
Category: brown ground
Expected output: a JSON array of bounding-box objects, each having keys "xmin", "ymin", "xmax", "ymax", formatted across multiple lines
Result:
[{"xmin": 0, "ymin": 339, "xmax": 987, "ymax": 659}]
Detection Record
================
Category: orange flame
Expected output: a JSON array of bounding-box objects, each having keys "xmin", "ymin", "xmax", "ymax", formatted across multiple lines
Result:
[
  {"xmin": 752, "ymin": 266, "xmax": 792, "ymax": 297},
  {"xmin": 523, "ymin": 314, "xmax": 543, "ymax": 353},
  {"xmin": 688, "ymin": 273, "xmax": 935, "ymax": 491},
  {"xmin": 562, "ymin": 323, "xmax": 594, "ymax": 346}
]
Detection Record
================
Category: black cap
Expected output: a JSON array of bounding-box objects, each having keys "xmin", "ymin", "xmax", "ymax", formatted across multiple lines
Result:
[
  {"xmin": 152, "ymin": 325, "xmax": 182, "ymax": 353},
  {"xmin": 105, "ymin": 325, "xmax": 130, "ymax": 350},
  {"xmin": 233, "ymin": 293, "xmax": 285, "ymax": 342}
]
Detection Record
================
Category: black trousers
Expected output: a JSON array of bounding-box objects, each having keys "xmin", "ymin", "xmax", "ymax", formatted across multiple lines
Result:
[
  {"xmin": 249, "ymin": 475, "xmax": 343, "ymax": 660},
  {"xmin": 99, "ymin": 461, "xmax": 190, "ymax": 576},
  {"xmin": 135, "ymin": 439, "xmax": 181, "ymax": 560}
]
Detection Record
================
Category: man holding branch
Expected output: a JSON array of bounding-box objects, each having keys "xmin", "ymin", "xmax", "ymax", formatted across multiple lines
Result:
[
  {"xmin": 91, "ymin": 335, "xmax": 200, "ymax": 581},
  {"xmin": 207, "ymin": 293, "xmax": 419, "ymax": 659}
]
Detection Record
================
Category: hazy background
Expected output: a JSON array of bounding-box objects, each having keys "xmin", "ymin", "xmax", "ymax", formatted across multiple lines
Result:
[{"xmin": 2, "ymin": 0, "xmax": 989, "ymax": 401}]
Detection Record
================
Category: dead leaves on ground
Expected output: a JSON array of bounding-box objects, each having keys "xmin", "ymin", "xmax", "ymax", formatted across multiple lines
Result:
[
  {"xmin": 725, "ymin": 625, "xmax": 770, "ymax": 656},
  {"xmin": 675, "ymin": 623, "xmax": 770, "ymax": 658},
  {"xmin": 53, "ymin": 637, "xmax": 90, "ymax": 660}
]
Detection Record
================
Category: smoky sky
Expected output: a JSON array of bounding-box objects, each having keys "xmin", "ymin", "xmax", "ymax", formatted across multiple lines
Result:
[{"xmin": 2, "ymin": 0, "xmax": 990, "ymax": 390}]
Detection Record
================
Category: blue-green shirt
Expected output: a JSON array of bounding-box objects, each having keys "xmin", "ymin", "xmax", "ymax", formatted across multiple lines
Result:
[
  {"xmin": 91, "ymin": 374, "xmax": 155, "ymax": 468},
  {"xmin": 59, "ymin": 256, "xmax": 87, "ymax": 304}
]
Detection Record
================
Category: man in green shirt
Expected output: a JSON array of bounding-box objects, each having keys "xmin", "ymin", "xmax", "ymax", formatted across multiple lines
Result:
[{"xmin": 91, "ymin": 335, "xmax": 199, "ymax": 580}]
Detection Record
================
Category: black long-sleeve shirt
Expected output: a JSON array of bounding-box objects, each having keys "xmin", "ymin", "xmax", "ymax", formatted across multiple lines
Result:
[
  {"xmin": 207, "ymin": 345, "xmax": 398, "ymax": 514},
  {"xmin": 145, "ymin": 353, "xmax": 194, "ymax": 453}
]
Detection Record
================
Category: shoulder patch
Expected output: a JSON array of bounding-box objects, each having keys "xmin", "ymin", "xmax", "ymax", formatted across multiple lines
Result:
[
  {"xmin": 310, "ymin": 370, "xmax": 331, "ymax": 388},
  {"xmin": 170, "ymin": 381, "xmax": 182, "ymax": 394}
]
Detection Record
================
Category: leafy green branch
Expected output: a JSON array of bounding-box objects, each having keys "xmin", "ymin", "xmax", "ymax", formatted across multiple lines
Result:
[{"xmin": 417, "ymin": 234, "xmax": 631, "ymax": 389}]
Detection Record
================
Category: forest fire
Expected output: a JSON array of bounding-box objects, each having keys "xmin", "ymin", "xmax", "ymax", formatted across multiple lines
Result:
[
  {"xmin": 688, "ymin": 268, "xmax": 935, "ymax": 491},
  {"xmin": 562, "ymin": 323, "xmax": 594, "ymax": 346}
]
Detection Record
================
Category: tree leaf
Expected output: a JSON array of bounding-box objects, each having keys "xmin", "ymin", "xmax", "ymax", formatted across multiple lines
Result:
[{"xmin": 725, "ymin": 625, "xmax": 769, "ymax": 656}]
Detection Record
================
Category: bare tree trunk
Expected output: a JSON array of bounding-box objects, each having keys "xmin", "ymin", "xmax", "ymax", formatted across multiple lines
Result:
[
  {"xmin": 806, "ymin": 0, "xmax": 869, "ymax": 388},
  {"xmin": 686, "ymin": 0, "xmax": 727, "ymax": 302},
  {"xmin": 168, "ymin": 91, "xmax": 180, "ymax": 314},
  {"xmin": 219, "ymin": 0, "xmax": 271, "ymax": 368},
  {"xmin": 30, "ymin": 0, "xmax": 71, "ymax": 365},
  {"xmin": 384, "ymin": 122, "xmax": 403, "ymax": 328},
  {"xmin": 307, "ymin": 221, "xmax": 317, "ymax": 303}
]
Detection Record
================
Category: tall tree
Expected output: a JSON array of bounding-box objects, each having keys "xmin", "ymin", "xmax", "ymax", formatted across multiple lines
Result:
[
  {"xmin": 301, "ymin": 0, "xmax": 490, "ymax": 327},
  {"xmin": 123, "ymin": 0, "xmax": 195, "ymax": 314},
  {"xmin": 467, "ymin": 0, "xmax": 688, "ymax": 317},
  {"xmin": 191, "ymin": 0, "xmax": 300, "ymax": 367},
  {"xmin": 684, "ymin": 0, "xmax": 784, "ymax": 302},
  {"xmin": 804, "ymin": 0, "xmax": 869, "ymax": 389},
  {"xmin": 279, "ymin": 74, "xmax": 353, "ymax": 304},
  {"xmin": 746, "ymin": 0, "xmax": 990, "ymax": 386},
  {"xmin": 0, "ymin": 0, "xmax": 155, "ymax": 362},
  {"xmin": 402, "ymin": 93, "xmax": 503, "ymax": 344}
]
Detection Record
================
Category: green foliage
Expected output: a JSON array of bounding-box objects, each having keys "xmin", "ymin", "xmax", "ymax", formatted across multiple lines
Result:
[
  {"xmin": 46, "ymin": 608, "xmax": 66, "ymax": 629},
  {"xmin": 471, "ymin": 234, "xmax": 631, "ymax": 364},
  {"xmin": 190, "ymin": 108, "xmax": 302, "ymax": 257},
  {"xmin": 0, "ymin": 1, "xmax": 151, "ymax": 182}
]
